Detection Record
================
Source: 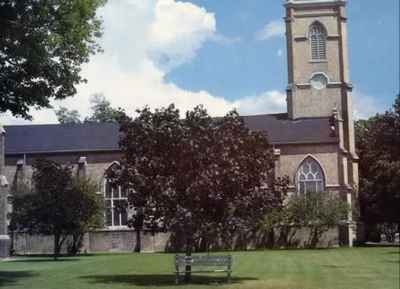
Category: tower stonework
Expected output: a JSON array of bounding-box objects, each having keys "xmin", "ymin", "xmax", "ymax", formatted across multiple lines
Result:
[
  {"xmin": 285, "ymin": 0, "xmax": 359, "ymax": 245},
  {"xmin": 285, "ymin": 0, "xmax": 350, "ymax": 119}
]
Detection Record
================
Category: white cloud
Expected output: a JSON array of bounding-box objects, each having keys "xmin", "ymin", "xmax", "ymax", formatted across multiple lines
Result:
[
  {"xmin": 148, "ymin": 0, "xmax": 216, "ymax": 71},
  {"xmin": 0, "ymin": 0, "xmax": 281, "ymax": 126},
  {"xmin": 352, "ymin": 89, "xmax": 386, "ymax": 120},
  {"xmin": 255, "ymin": 20, "xmax": 285, "ymax": 41},
  {"xmin": 234, "ymin": 91, "xmax": 286, "ymax": 115}
]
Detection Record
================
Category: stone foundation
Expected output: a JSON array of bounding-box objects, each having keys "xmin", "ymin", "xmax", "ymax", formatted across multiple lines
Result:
[
  {"xmin": 11, "ymin": 226, "xmax": 344, "ymax": 255},
  {"xmin": 12, "ymin": 230, "xmax": 171, "ymax": 255},
  {"xmin": 0, "ymin": 236, "xmax": 10, "ymax": 258}
]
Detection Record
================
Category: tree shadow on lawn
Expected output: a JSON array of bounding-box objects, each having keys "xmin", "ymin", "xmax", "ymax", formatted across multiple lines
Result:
[
  {"xmin": 0, "ymin": 271, "xmax": 37, "ymax": 287},
  {"xmin": 321, "ymin": 264, "xmax": 349, "ymax": 269},
  {"xmin": 10, "ymin": 257, "xmax": 80, "ymax": 263},
  {"xmin": 384, "ymin": 260, "xmax": 400, "ymax": 264},
  {"xmin": 10, "ymin": 254, "xmax": 80, "ymax": 263},
  {"xmin": 386, "ymin": 251, "xmax": 400, "ymax": 255},
  {"xmin": 81, "ymin": 274, "xmax": 257, "ymax": 286}
]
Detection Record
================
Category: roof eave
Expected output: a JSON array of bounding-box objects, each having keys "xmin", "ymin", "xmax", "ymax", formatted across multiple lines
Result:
[
  {"xmin": 271, "ymin": 140, "xmax": 339, "ymax": 146},
  {"xmin": 5, "ymin": 148, "xmax": 121, "ymax": 156}
]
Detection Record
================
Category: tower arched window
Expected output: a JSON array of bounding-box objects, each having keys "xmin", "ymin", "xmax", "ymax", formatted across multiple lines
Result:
[
  {"xmin": 104, "ymin": 163, "xmax": 128, "ymax": 228},
  {"xmin": 296, "ymin": 157, "xmax": 325, "ymax": 194},
  {"xmin": 310, "ymin": 22, "xmax": 327, "ymax": 60}
]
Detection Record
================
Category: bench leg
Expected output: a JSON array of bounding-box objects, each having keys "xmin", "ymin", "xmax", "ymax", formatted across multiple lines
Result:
[
  {"xmin": 175, "ymin": 272, "xmax": 180, "ymax": 285},
  {"xmin": 227, "ymin": 271, "xmax": 231, "ymax": 283}
]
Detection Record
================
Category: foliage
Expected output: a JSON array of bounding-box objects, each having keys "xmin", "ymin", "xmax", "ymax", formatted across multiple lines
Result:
[
  {"xmin": 0, "ymin": 0, "xmax": 106, "ymax": 119},
  {"xmin": 355, "ymin": 95, "xmax": 400, "ymax": 238},
  {"xmin": 10, "ymin": 159, "xmax": 103, "ymax": 259},
  {"xmin": 54, "ymin": 94, "xmax": 122, "ymax": 124},
  {"xmin": 55, "ymin": 106, "xmax": 82, "ymax": 124},
  {"xmin": 261, "ymin": 191, "xmax": 350, "ymax": 248},
  {"xmin": 378, "ymin": 223, "xmax": 399, "ymax": 243},
  {"xmin": 66, "ymin": 177, "xmax": 104, "ymax": 255},
  {"xmin": 109, "ymin": 104, "xmax": 289, "ymax": 258},
  {"xmin": 84, "ymin": 94, "xmax": 123, "ymax": 123},
  {"xmin": 260, "ymin": 206, "xmax": 300, "ymax": 248},
  {"xmin": 288, "ymin": 192, "xmax": 349, "ymax": 248}
]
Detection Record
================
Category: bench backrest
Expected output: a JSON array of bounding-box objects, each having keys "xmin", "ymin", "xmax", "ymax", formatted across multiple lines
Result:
[{"xmin": 175, "ymin": 255, "xmax": 232, "ymax": 267}]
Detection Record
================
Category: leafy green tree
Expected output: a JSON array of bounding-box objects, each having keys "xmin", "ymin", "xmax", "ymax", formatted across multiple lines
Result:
[
  {"xmin": 289, "ymin": 192, "xmax": 349, "ymax": 248},
  {"xmin": 84, "ymin": 94, "xmax": 123, "ymax": 123},
  {"xmin": 0, "ymin": 0, "xmax": 106, "ymax": 119},
  {"xmin": 67, "ymin": 178, "xmax": 104, "ymax": 255},
  {"xmin": 260, "ymin": 206, "xmax": 299, "ymax": 248},
  {"xmin": 356, "ymin": 95, "xmax": 400, "ymax": 241},
  {"xmin": 108, "ymin": 104, "xmax": 288, "ymax": 281},
  {"xmin": 261, "ymin": 192, "xmax": 349, "ymax": 248},
  {"xmin": 55, "ymin": 106, "xmax": 82, "ymax": 124},
  {"xmin": 10, "ymin": 159, "xmax": 103, "ymax": 259}
]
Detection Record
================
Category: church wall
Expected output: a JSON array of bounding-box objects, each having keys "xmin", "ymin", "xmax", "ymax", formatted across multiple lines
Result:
[
  {"xmin": 5, "ymin": 151, "xmax": 177, "ymax": 254},
  {"xmin": 5, "ymin": 143, "xmax": 346, "ymax": 254},
  {"xmin": 276, "ymin": 143, "xmax": 340, "ymax": 189},
  {"xmin": 5, "ymin": 151, "xmax": 122, "ymax": 195}
]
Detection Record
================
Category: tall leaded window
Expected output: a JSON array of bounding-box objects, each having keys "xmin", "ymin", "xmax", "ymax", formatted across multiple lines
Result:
[
  {"xmin": 104, "ymin": 163, "xmax": 128, "ymax": 228},
  {"xmin": 296, "ymin": 157, "xmax": 325, "ymax": 194},
  {"xmin": 310, "ymin": 22, "xmax": 327, "ymax": 60}
]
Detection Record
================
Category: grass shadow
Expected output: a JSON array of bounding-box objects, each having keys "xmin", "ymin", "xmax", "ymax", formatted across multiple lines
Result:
[
  {"xmin": 81, "ymin": 274, "xmax": 257, "ymax": 286},
  {"xmin": 10, "ymin": 258, "xmax": 79, "ymax": 263},
  {"xmin": 321, "ymin": 265, "xmax": 349, "ymax": 269},
  {"xmin": 384, "ymin": 260, "xmax": 400, "ymax": 264},
  {"xmin": 0, "ymin": 271, "xmax": 37, "ymax": 287},
  {"xmin": 360, "ymin": 243, "xmax": 400, "ymax": 248}
]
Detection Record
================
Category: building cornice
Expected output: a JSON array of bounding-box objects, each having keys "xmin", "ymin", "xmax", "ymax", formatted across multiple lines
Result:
[{"xmin": 285, "ymin": 0, "xmax": 346, "ymax": 8}]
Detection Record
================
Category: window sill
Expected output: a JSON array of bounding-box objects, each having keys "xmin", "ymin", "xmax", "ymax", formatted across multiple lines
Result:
[
  {"xmin": 309, "ymin": 59, "xmax": 328, "ymax": 63},
  {"xmin": 95, "ymin": 226, "xmax": 132, "ymax": 232}
]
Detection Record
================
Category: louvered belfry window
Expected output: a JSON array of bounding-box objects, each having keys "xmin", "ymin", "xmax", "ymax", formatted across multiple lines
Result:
[{"xmin": 310, "ymin": 22, "xmax": 327, "ymax": 60}]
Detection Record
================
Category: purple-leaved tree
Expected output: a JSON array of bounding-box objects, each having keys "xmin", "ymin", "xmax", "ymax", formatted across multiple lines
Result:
[{"xmin": 108, "ymin": 104, "xmax": 288, "ymax": 280}]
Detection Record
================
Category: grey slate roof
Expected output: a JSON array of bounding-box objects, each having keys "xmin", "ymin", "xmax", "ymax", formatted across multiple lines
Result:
[
  {"xmin": 4, "ymin": 113, "xmax": 337, "ymax": 155},
  {"xmin": 5, "ymin": 122, "xmax": 120, "ymax": 154},
  {"xmin": 242, "ymin": 113, "xmax": 337, "ymax": 145}
]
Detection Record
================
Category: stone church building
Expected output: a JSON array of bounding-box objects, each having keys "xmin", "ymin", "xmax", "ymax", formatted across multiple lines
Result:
[{"xmin": 0, "ymin": 0, "xmax": 359, "ymax": 256}]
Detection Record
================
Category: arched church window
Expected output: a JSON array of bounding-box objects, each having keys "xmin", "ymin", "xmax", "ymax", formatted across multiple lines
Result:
[
  {"xmin": 296, "ymin": 157, "xmax": 325, "ymax": 194},
  {"xmin": 310, "ymin": 22, "xmax": 327, "ymax": 60},
  {"xmin": 104, "ymin": 163, "xmax": 128, "ymax": 228}
]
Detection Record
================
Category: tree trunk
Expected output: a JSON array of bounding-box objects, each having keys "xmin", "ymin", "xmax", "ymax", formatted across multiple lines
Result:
[
  {"xmin": 54, "ymin": 234, "xmax": 60, "ymax": 260},
  {"xmin": 134, "ymin": 229, "xmax": 141, "ymax": 252},
  {"xmin": 9, "ymin": 230, "xmax": 15, "ymax": 256},
  {"xmin": 184, "ymin": 238, "xmax": 193, "ymax": 283},
  {"xmin": 267, "ymin": 228, "xmax": 275, "ymax": 248},
  {"xmin": 69, "ymin": 233, "xmax": 83, "ymax": 255}
]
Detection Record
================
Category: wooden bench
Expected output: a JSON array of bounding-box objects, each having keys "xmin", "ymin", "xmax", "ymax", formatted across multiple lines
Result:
[{"xmin": 174, "ymin": 255, "xmax": 232, "ymax": 284}]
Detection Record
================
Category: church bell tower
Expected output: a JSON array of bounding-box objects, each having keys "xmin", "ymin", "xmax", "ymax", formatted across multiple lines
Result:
[
  {"xmin": 285, "ymin": 0, "xmax": 359, "ymax": 245},
  {"xmin": 285, "ymin": 0, "xmax": 352, "ymax": 119},
  {"xmin": 285, "ymin": 0, "xmax": 357, "ymax": 164}
]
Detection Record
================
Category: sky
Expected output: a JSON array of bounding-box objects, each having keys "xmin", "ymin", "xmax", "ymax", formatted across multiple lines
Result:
[{"xmin": 1, "ymin": 0, "xmax": 399, "ymax": 124}]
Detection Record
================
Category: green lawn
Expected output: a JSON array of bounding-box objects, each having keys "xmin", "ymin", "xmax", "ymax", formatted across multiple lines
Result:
[{"xmin": 0, "ymin": 247, "xmax": 398, "ymax": 289}]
